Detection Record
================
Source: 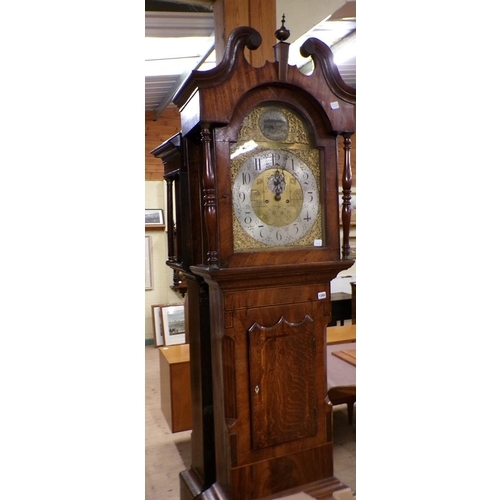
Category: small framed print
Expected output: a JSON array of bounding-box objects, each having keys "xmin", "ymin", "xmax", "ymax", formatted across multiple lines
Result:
[
  {"xmin": 151, "ymin": 304, "xmax": 168, "ymax": 347},
  {"xmin": 145, "ymin": 235, "xmax": 153, "ymax": 290},
  {"xmin": 145, "ymin": 209, "xmax": 165, "ymax": 227},
  {"xmin": 161, "ymin": 304, "xmax": 186, "ymax": 346}
]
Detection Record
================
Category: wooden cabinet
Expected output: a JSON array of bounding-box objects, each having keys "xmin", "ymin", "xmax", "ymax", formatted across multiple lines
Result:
[{"xmin": 159, "ymin": 344, "xmax": 192, "ymax": 433}]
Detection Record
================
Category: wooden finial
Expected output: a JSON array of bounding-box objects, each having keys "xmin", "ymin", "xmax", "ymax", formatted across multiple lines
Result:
[{"xmin": 275, "ymin": 14, "xmax": 290, "ymax": 41}]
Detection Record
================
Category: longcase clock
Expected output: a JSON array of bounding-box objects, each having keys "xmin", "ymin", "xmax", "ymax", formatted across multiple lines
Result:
[{"xmin": 152, "ymin": 21, "xmax": 355, "ymax": 500}]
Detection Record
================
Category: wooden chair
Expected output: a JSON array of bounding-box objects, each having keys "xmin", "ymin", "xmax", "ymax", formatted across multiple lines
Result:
[
  {"xmin": 327, "ymin": 385, "xmax": 356, "ymax": 425},
  {"xmin": 350, "ymin": 281, "xmax": 356, "ymax": 325}
]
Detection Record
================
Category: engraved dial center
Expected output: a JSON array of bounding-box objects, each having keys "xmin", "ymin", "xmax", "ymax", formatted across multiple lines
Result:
[{"xmin": 251, "ymin": 169, "xmax": 303, "ymax": 227}]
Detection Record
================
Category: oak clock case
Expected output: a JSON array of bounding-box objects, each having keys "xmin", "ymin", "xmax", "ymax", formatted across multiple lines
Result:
[
  {"xmin": 192, "ymin": 101, "xmax": 342, "ymax": 499},
  {"xmin": 231, "ymin": 105, "xmax": 322, "ymax": 251}
]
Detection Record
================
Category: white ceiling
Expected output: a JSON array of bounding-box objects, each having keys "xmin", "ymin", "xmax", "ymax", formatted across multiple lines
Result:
[{"xmin": 145, "ymin": 2, "xmax": 356, "ymax": 119}]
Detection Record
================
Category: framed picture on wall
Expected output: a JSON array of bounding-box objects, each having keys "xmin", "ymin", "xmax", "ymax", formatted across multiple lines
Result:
[
  {"xmin": 151, "ymin": 304, "xmax": 169, "ymax": 347},
  {"xmin": 145, "ymin": 235, "xmax": 153, "ymax": 290},
  {"xmin": 145, "ymin": 209, "xmax": 165, "ymax": 228},
  {"xmin": 161, "ymin": 304, "xmax": 186, "ymax": 345}
]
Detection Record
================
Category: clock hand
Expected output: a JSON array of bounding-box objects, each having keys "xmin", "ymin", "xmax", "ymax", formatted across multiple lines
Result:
[
  {"xmin": 276, "ymin": 152, "xmax": 289, "ymax": 200},
  {"xmin": 269, "ymin": 169, "xmax": 286, "ymax": 200}
]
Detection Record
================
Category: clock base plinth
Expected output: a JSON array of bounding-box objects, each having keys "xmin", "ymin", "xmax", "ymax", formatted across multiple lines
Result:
[
  {"xmin": 199, "ymin": 476, "xmax": 350, "ymax": 500},
  {"xmin": 198, "ymin": 443, "xmax": 336, "ymax": 500},
  {"xmin": 180, "ymin": 468, "xmax": 209, "ymax": 500},
  {"xmin": 259, "ymin": 476, "xmax": 351, "ymax": 500}
]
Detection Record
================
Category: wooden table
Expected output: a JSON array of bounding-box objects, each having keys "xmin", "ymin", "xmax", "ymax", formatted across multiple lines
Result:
[
  {"xmin": 326, "ymin": 324, "xmax": 356, "ymax": 345},
  {"xmin": 327, "ymin": 333, "xmax": 356, "ymax": 424},
  {"xmin": 331, "ymin": 349, "xmax": 356, "ymax": 367}
]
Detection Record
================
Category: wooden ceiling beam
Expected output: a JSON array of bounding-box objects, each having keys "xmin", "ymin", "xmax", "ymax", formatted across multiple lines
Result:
[{"xmin": 213, "ymin": 0, "xmax": 276, "ymax": 67}]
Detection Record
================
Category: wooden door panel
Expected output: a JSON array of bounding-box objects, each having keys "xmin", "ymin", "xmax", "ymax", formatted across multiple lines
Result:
[{"xmin": 248, "ymin": 315, "xmax": 317, "ymax": 449}]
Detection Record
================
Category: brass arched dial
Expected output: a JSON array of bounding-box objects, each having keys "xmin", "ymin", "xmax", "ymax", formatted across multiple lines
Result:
[{"xmin": 232, "ymin": 149, "xmax": 319, "ymax": 246}]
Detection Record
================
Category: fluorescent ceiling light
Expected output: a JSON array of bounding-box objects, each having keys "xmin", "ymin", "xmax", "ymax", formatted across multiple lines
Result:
[
  {"xmin": 333, "ymin": 39, "xmax": 356, "ymax": 65},
  {"xmin": 145, "ymin": 36, "xmax": 211, "ymax": 59},
  {"xmin": 145, "ymin": 36, "xmax": 215, "ymax": 77},
  {"xmin": 146, "ymin": 57, "xmax": 202, "ymax": 77},
  {"xmin": 198, "ymin": 54, "xmax": 217, "ymax": 72},
  {"xmin": 288, "ymin": 16, "xmax": 356, "ymax": 70}
]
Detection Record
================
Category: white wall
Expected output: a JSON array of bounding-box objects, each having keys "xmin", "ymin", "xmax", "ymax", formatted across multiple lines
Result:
[
  {"xmin": 276, "ymin": 0, "xmax": 347, "ymax": 43},
  {"xmin": 145, "ymin": 181, "xmax": 185, "ymax": 343}
]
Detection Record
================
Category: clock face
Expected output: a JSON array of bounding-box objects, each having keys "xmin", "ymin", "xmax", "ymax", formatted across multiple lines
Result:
[
  {"xmin": 231, "ymin": 105, "xmax": 323, "ymax": 251},
  {"xmin": 232, "ymin": 150, "xmax": 319, "ymax": 246}
]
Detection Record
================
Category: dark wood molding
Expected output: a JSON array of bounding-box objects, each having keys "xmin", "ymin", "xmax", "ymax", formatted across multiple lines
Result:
[
  {"xmin": 300, "ymin": 37, "xmax": 356, "ymax": 105},
  {"xmin": 174, "ymin": 26, "xmax": 262, "ymax": 108}
]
